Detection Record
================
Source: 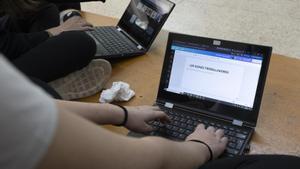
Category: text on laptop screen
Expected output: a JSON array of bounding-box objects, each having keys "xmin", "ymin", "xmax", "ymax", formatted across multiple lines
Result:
[
  {"xmin": 118, "ymin": 0, "xmax": 174, "ymax": 48},
  {"xmin": 164, "ymin": 42, "xmax": 263, "ymax": 110}
]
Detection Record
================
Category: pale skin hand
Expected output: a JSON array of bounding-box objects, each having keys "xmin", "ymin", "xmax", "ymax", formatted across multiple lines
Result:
[
  {"xmin": 186, "ymin": 124, "xmax": 228, "ymax": 159},
  {"xmin": 125, "ymin": 106, "xmax": 170, "ymax": 133},
  {"xmin": 47, "ymin": 16, "xmax": 94, "ymax": 36}
]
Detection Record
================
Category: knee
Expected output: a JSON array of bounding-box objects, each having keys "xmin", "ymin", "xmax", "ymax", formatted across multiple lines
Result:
[{"xmin": 58, "ymin": 31, "xmax": 96, "ymax": 65}]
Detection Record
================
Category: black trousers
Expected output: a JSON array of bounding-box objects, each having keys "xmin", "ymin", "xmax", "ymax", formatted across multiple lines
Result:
[
  {"xmin": 56, "ymin": 2, "xmax": 81, "ymax": 11},
  {"xmin": 5, "ymin": 3, "xmax": 95, "ymax": 98},
  {"xmin": 199, "ymin": 155, "xmax": 300, "ymax": 169}
]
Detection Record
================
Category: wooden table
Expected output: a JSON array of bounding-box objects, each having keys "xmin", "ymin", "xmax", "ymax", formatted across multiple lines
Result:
[{"xmin": 80, "ymin": 12, "xmax": 300, "ymax": 156}]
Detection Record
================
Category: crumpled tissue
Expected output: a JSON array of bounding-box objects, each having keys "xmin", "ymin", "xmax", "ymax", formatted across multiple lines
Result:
[{"xmin": 99, "ymin": 81, "xmax": 135, "ymax": 103}]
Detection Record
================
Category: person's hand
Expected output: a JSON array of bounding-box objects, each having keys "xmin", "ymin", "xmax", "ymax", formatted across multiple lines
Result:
[
  {"xmin": 46, "ymin": 16, "xmax": 94, "ymax": 36},
  {"xmin": 124, "ymin": 106, "xmax": 170, "ymax": 133},
  {"xmin": 186, "ymin": 124, "xmax": 228, "ymax": 160}
]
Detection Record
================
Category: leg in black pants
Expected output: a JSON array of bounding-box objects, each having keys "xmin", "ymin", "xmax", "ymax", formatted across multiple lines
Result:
[
  {"xmin": 13, "ymin": 31, "xmax": 96, "ymax": 82},
  {"xmin": 199, "ymin": 155, "xmax": 300, "ymax": 169},
  {"xmin": 6, "ymin": 3, "xmax": 96, "ymax": 98},
  {"xmin": 55, "ymin": 3, "xmax": 81, "ymax": 11}
]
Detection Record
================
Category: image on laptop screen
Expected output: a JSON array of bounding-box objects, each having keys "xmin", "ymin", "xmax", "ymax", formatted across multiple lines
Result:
[
  {"xmin": 164, "ymin": 41, "xmax": 263, "ymax": 111},
  {"xmin": 118, "ymin": 0, "xmax": 175, "ymax": 48}
]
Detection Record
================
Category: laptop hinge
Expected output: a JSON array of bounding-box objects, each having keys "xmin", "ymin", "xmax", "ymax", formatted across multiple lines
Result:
[
  {"xmin": 164, "ymin": 102, "xmax": 174, "ymax": 109},
  {"xmin": 117, "ymin": 27, "xmax": 145, "ymax": 50},
  {"xmin": 232, "ymin": 119, "xmax": 243, "ymax": 127}
]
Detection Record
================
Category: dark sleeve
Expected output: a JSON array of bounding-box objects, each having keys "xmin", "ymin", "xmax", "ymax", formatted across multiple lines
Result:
[
  {"xmin": 46, "ymin": 0, "xmax": 105, "ymax": 2},
  {"xmin": 0, "ymin": 30, "xmax": 49, "ymax": 60}
]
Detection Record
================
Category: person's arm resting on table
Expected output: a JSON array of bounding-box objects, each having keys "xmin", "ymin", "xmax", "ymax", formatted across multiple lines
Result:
[{"xmin": 38, "ymin": 102, "xmax": 228, "ymax": 169}]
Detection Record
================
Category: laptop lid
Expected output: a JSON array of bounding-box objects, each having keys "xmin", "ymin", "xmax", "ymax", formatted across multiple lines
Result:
[
  {"xmin": 117, "ymin": 0, "xmax": 175, "ymax": 49},
  {"xmin": 157, "ymin": 32, "xmax": 272, "ymax": 127}
]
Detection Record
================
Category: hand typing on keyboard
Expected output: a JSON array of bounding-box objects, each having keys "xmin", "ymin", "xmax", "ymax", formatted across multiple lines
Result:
[
  {"xmin": 47, "ymin": 16, "xmax": 94, "ymax": 36},
  {"xmin": 124, "ymin": 106, "xmax": 170, "ymax": 133},
  {"xmin": 186, "ymin": 124, "xmax": 228, "ymax": 160}
]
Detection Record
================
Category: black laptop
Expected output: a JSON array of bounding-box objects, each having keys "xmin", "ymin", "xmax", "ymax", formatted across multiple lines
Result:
[
  {"xmin": 129, "ymin": 32, "xmax": 272, "ymax": 157},
  {"xmin": 86, "ymin": 0, "xmax": 175, "ymax": 59}
]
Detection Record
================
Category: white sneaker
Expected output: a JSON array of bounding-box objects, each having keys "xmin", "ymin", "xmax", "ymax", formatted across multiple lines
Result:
[{"xmin": 49, "ymin": 59, "xmax": 112, "ymax": 100}]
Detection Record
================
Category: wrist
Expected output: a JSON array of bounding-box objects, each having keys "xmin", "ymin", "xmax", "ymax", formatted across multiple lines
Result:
[
  {"xmin": 184, "ymin": 141, "xmax": 211, "ymax": 163},
  {"xmin": 108, "ymin": 104, "xmax": 128, "ymax": 126},
  {"xmin": 115, "ymin": 104, "xmax": 128, "ymax": 126}
]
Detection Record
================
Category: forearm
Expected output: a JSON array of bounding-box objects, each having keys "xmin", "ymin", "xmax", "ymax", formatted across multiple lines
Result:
[
  {"xmin": 38, "ymin": 110, "xmax": 209, "ymax": 169},
  {"xmin": 55, "ymin": 100, "xmax": 124, "ymax": 125},
  {"xmin": 141, "ymin": 137, "xmax": 209, "ymax": 169}
]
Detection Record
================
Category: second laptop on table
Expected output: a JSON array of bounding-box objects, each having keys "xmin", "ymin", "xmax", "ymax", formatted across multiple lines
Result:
[{"xmin": 86, "ymin": 0, "xmax": 175, "ymax": 60}]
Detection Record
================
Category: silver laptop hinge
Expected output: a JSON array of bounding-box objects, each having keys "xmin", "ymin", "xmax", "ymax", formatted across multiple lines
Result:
[
  {"xmin": 232, "ymin": 119, "xmax": 243, "ymax": 126},
  {"xmin": 164, "ymin": 102, "xmax": 174, "ymax": 109}
]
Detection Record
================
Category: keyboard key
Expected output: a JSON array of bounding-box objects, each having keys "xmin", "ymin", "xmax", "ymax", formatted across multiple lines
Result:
[
  {"xmin": 180, "ymin": 118, "xmax": 187, "ymax": 123},
  {"xmin": 171, "ymin": 132, "xmax": 179, "ymax": 137},
  {"xmin": 226, "ymin": 148, "xmax": 239, "ymax": 155},
  {"xmin": 236, "ymin": 133, "xmax": 247, "ymax": 139},
  {"xmin": 187, "ymin": 125, "xmax": 194, "ymax": 130},
  {"xmin": 187, "ymin": 120, "xmax": 193, "ymax": 125},
  {"xmin": 242, "ymin": 130, "xmax": 249, "ymax": 135},
  {"xmin": 173, "ymin": 121, "xmax": 180, "ymax": 126},
  {"xmin": 236, "ymin": 139, "xmax": 244, "ymax": 149},
  {"xmin": 209, "ymin": 122, "xmax": 215, "ymax": 126},
  {"xmin": 184, "ymin": 130, "xmax": 192, "ymax": 135},
  {"xmin": 178, "ymin": 128, "xmax": 185, "ymax": 134},
  {"xmin": 228, "ymin": 131, "xmax": 236, "ymax": 136},
  {"xmin": 166, "ymin": 124, "xmax": 172, "ymax": 130},
  {"xmin": 228, "ymin": 142, "xmax": 237, "ymax": 148},
  {"xmin": 172, "ymin": 126, "xmax": 179, "ymax": 131},
  {"xmin": 159, "ymin": 123, "xmax": 165, "ymax": 127},
  {"xmin": 178, "ymin": 134, "xmax": 186, "ymax": 139},
  {"xmin": 180, "ymin": 123, "xmax": 187, "ymax": 128}
]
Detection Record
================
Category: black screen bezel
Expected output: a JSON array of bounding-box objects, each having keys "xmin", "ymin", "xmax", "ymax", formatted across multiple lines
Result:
[
  {"xmin": 117, "ymin": 0, "xmax": 175, "ymax": 49},
  {"xmin": 157, "ymin": 32, "xmax": 272, "ymax": 126}
]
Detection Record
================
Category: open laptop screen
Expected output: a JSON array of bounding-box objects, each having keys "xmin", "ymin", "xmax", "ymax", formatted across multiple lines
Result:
[
  {"xmin": 165, "ymin": 43, "xmax": 263, "ymax": 110},
  {"xmin": 158, "ymin": 33, "xmax": 272, "ymax": 126},
  {"xmin": 118, "ymin": 0, "xmax": 175, "ymax": 49}
]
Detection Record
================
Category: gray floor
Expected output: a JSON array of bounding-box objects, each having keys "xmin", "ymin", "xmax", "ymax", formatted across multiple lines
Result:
[{"xmin": 82, "ymin": 0, "xmax": 300, "ymax": 59}]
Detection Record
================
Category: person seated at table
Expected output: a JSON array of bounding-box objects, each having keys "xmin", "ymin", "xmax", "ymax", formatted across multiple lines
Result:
[
  {"xmin": 1, "ymin": 55, "xmax": 300, "ymax": 169},
  {"xmin": 0, "ymin": 0, "xmax": 107, "ymax": 100}
]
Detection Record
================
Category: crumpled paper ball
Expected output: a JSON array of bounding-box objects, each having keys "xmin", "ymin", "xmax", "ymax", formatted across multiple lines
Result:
[{"xmin": 99, "ymin": 81, "xmax": 135, "ymax": 103}]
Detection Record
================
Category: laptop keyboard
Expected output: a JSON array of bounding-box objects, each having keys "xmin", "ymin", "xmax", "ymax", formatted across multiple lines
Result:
[
  {"xmin": 147, "ymin": 108, "xmax": 250, "ymax": 157},
  {"xmin": 88, "ymin": 27, "xmax": 140, "ymax": 56}
]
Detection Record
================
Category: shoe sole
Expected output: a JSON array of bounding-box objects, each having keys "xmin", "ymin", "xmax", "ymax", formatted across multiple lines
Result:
[{"xmin": 49, "ymin": 59, "xmax": 112, "ymax": 100}]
